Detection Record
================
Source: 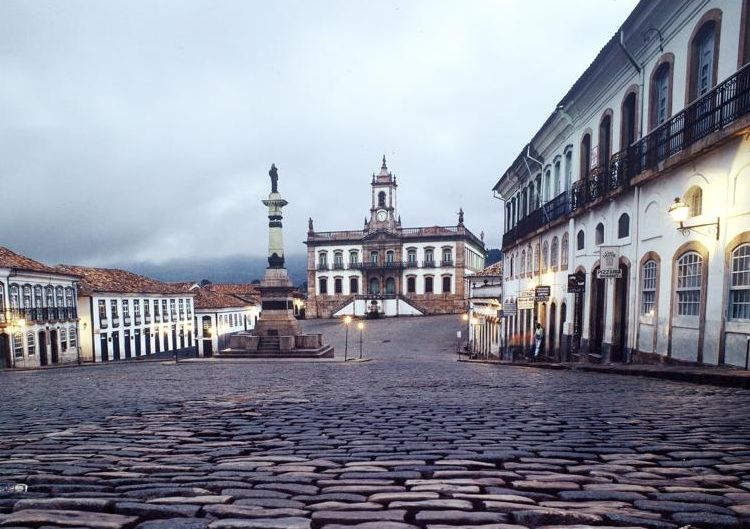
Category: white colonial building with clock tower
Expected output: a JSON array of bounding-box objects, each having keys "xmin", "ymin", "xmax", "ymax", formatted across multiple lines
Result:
[{"xmin": 305, "ymin": 157, "xmax": 486, "ymax": 319}]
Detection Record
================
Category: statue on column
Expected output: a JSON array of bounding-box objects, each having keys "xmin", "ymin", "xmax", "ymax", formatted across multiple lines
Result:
[
  {"xmin": 269, "ymin": 164, "xmax": 279, "ymax": 193},
  {"xmin": 458, "ymin": 208, "xmax": 464, "ymax": 225},
  {"xmin": 308, "ymin": 217, "xmax": 314, "ymax": 231}
]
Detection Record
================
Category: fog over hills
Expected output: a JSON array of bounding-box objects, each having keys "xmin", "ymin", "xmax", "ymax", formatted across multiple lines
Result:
[{"xmin": 119, "ymin": 254, "xmax": 308, "ymax": 287}]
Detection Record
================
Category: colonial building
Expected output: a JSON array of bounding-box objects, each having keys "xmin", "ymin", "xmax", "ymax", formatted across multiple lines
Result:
[
  {"xmin": 58, "ymin": 265, "xmax": 196, "ymax": 362},
  {"xmin": 177, "ymin": 283, "xmax": 261, "ymax": 357},
  {"xmin": 305, "ymin": 157, "xmax": 486, "ymax": 318},
  {"xmin": 467, "ymin": 261, "xmax": 503, "ymax": 358},
  {"xmin": 495, "ymin": 0, "xmax": 750, "ymax": 366},
  {"xmin": 0, "ymin": 247, "xmax": 81, "ymax": 368}
]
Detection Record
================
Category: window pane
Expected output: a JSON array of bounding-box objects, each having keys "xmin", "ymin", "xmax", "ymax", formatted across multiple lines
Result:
[
  {"xmin": 677, "ymin": 290, "xmax": 701, "ymax": 316},
  {"xmin": 730, "ymin": 290, "xmax": 750, "ymax": 320}
]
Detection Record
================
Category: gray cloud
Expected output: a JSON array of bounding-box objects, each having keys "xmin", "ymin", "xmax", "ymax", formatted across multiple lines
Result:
[{"xmin": 0, "ymin": 0, "xmax": 638, "ymax": 266}]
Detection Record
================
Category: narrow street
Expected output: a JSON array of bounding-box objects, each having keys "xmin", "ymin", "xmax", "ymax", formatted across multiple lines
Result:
[{"xmin": 1, "ymin": 315, "xmax": 749, "ymax": 528}]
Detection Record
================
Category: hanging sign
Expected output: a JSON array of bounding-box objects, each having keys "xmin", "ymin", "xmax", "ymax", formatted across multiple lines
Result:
[
  {"xmin": 502, "ymin": 301, "xmax": 517, "ymax": 315},
  {"xmin": 567, "ymin": 273, "xmax": 585, "ymax": 293},
  {"xmin": 534, "ymin": 285, "xmax": 551, "ymax": 301},
  {"xmin": 598, "ymin": 246, "xmax": 622, "ymax": 279}
]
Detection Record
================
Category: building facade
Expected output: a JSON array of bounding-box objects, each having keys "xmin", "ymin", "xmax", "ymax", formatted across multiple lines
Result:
[
  {"xmin": 0, "ymin": 247, "xmax": 81, "ymax": 368},
  {"xmin": 305, "ymin": 157, "xmax": 486, "ymax": 319},
  {"xmin": 467, "ymin": 262, "xmax": 504, "ymax": 357},
  {"xmin": 58, "ymin": 266, "xmax": 196, "ymax": 362},
  {"xmin": 495, "ymin": 0, "xmax": 750, "ymax": 366}
]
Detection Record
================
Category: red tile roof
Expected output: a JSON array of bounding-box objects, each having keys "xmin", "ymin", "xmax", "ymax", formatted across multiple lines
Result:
[
  {"xmin": 0, "ymin": 246, "xmax": 67, "ymax": 275},
  {"xmin": 56, "ymin": 265, "xmax": 187, "ymax": 296},
  {"xmin": 205, "ymin": 283, "xmax": 261, "ymax": 305},
  {"xmin": 192, "ymin": 288, "xmax": 253, "ymax": 310},
  {"xmin": 476, "ymin": 261, "xmax": 503, "ymax": 277}
]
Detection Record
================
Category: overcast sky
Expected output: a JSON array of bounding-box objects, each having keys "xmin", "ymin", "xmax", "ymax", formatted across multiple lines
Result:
[{"xmin": 0, "ymin": 0, "xmax": 638, "ymax": 267}]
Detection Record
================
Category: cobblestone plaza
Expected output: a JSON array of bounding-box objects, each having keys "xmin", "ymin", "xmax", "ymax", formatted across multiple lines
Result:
[{"xmin": 1, "ymin": 315, "xmax": 750, "ymax": 528}]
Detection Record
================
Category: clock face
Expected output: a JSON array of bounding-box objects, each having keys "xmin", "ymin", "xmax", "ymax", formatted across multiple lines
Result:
[{"xmin": 377, "ymin": 210, "xmax": 387, "ymax": 222}]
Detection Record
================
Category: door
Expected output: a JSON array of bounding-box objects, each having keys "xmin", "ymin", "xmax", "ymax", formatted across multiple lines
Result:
[
  {"xmin": 154, "ymin": 330, "xmax": 161, "ymax": 353},
  {"xmin": 204, "ymin": 339, "xmax": 213, "ymax": 357},
  {"xmin": 172, "ymin": 326, "xmax": 177, "ymax": 352},
  {"xmin": 100, "ymin": 334, "xmax": 109, "ymax": 362},
  {"xmin": 589, "ymin": 267, "xmax": 605, "ymax": 355},
  {"xmin": 38, "ymin": 331, "xmax": 48, "ymax": 366},
  {"xmin": 135, "ymin": 329, "xmax": 142, "ymax": 357},
  {"xmin": 559, "ymin": 303, "xmax": 567, "ymax": 361},
  {"xmin": 124, "ymin": 330, "xmax": 131, "ymax": 359},
  {"xmin": 0, "ymin": 334, "xmax": 10, "ymax": 368},
  {"xmin": 112, "ymin": 331, "xmax": 120, "ymax": 360},
  {"xmin": 144, "ymin": 328, "xmax": 151, "ymax": 355},
  {"xmin": 50, "ymin": 330, "xmax": 59, "ymax": 364},
  {"xmin": 611, "ymin": 263, "xmax": 629, "ymax": 362},
  {"xmin": 549, "ymin": 303, "xmax": 557, "ymax": 359}
]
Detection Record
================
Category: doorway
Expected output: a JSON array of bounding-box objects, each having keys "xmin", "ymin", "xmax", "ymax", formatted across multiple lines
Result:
[
  {"xmin": 38, "ymin": 331, "xmax": 48, "ymax": 366},
  {"xmin": 50, "ymin": 330, "xmax": 59, "ymax": 364},
  {"xmin": 144, "ymin": 328, "xmax": 151, "ymax": 355},
  {"xmin": 124, "ymin": 330, "xmax": 131, "ymax": 359},
  {"xmin": 559, "ymin": 302, "xmax": 567, "ymax": 361},
  {"xmin": 203, "ymin": 339, "xmax": 213, "ymax": 357},
  {"xmin": 589, "ymin": 267, "xmax": 606, "ymax": 356},
  {"xmin": 112, "ymin": 331, "xmax": 120, "ymax": 360},
  {"xmin": 611, "ymin": 262, "xmax": 630, "ymax": 362},
  {"xmin": 100, "ymin": 334, "xmax": 109, "ymax": 362},
  {"xmin": 549, "ymin": 302, "xmax": 557, "ymax": 359},
  {"xmin": 0, "ymin": 333, "xmax": 10, "ymax": 368}
]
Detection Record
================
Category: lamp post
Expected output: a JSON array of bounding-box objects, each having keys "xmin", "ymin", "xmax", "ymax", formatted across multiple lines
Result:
[
  {"xmin": 343, "ymin": 315, "xmax": 352, "ymax": 361},
  {"xmin": 357, "ymin": 321, "xmax": 364, "ymax": 360},
  {"xmin": 462, "ymin": 313, "xmax": 470, "ymax": 353},
  {"xmin": 668, "ymin": 197, "xmax": 720, "ymax": 240}
]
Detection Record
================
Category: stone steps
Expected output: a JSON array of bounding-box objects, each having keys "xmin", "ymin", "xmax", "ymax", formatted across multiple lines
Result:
[{"xmin": 215, "ymin": 345, "xmax": 334, "ymax": 359}]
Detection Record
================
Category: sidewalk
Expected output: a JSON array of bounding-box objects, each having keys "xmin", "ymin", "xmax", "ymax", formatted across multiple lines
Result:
[{"xmin": 461, "ymin": 357, "xmax": 750, "ymax": 389}]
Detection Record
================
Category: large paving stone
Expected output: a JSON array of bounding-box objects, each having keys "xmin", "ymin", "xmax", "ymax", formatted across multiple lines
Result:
[{"xmin": 0, "ymin": 509, "xmax": 138, "ymax": 529}]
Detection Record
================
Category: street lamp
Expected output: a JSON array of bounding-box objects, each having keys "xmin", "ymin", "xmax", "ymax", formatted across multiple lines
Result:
[
  {"xmin": 668, "ymin": 197, "xmax": 719, "ymax": 240},
  {"xmin": 343, "ymin": 315, "xmax": 352, "ymax": 361},
  {"xmin": 357, "ymin": 321, "xmax": 364, "ymax": 360}
]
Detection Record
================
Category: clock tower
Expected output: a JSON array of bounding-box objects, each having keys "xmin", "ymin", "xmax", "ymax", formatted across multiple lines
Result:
[{"xmin": 367, "ymin": 155, "xmax": 399, "ymax": 232}]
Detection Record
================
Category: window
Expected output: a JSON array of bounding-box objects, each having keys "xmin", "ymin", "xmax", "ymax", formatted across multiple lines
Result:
[
  {"xmin": 350, "ymin": 277, "xmax": 359, "ymax": 294},
  {"xmin": 729, "ymin": 244, "xmax": 750, "ymax": 320},
  {"xmin": 542, "ymin": 241, "xmax": 549, "ymax": 271},
  {"xmin": 334, "ymin": 278, "xmax": 342, "ymax": 294},
  {"xmin": 65, "ymin": 288, "xmax": 74, "ymax": 307},
  {"xmin": 22, "ymin": 285, "xmax": 31, "ymax": 308},
  {"xmin": 561, "ymin": 234, "xmax": 569, "ymax": 268},
  {"xmin": 334, "ymin": 252, "xmax": 343, "ymax": 268},
  {"xmin": 122, "ymin": 300, "xmax": 130, "ymax": 318},
  {"xmin": 580, "ymin": 133, "xmax": 591, "ymax": 180},
  {"xmin": 577, "ymin": 230, "xmax": 585, "ymax": 251},
  {"xmin": 385, "ymin": 277, "xmax": 396, "ymax": 294},
  {"xmin": 642, "ymin": 260, "xmax": 658, "ymax": 314},
  {"xmin": 144, "ymin": 300, "xmax": 150, "ymax": 316},
  {"xmin": 378, "ymin": 191, "xmax": 386, "ymax": 207},
  {"xmin": 689, "ymin": 17, "xmax": 719, "ymax": 101},
  {"xmin": 349, "ymin": 250, "xmax": 359, "ymax": 264},
  {"xmin": 564, "ymin": 150, "xmax": 572, "ymax": 192},
  {"xmin": 170, "ymin": 299, "xmax": 176, "ymax": 319},
  {"xmin": 386, "ymin": 251, "xmax": 395, "ymax": 263},
  {"xmin": 520, "ymin": 250, "xmax": 526, "ymax": 276},
  {"xmin": 618, "ymin": 213, "xmax": 630, "ymax": 239},
  {"xmin": 133, "ymin": 300, "xmax": 141, "ymax": 318},
  {"xmin": 550, "ymin": 237, "xmax": 559, "ymax": 269},
  {"xmin": 599, "ymin": 112, "xmax": 612, "ymax": 169},
  {"xmin": 544, "ymin": 168, "xmax": 551, "ymax": 203},
  {"xmin": 407, "ymin": 249, "xmax": 417, "ymax": 263},
  {"xmin": 111, "ymin": 299, "xmax": 119, "ymax": 319},
  {"xmin": 425, "ymin": 276, "xmax": 434, "ymax": 294},
  {"xmin": 162, "ymin": 300, "xmax": 169, "ymax": 320},
  {"xmin": 319, "ymin": 278, "xmax": 328, "ymax": 295},
  {"xmin": 621, "ymin": 90, "xmax": 638, "ymax": 149},
  {"xmin": 60, "ymin": 328, "xmax": 67, "ymax": 351},
  {"xmin": 34, "ymin": 286, "xmax": 42, "ymax": 308},
  {"xmin": 13, "ymin": 332, "xmax": 23, "ymax": 358},
  {"xmin": 676, "ymin": 252, "xmax": 703, "ymax": 316},
  {"xmin": 10, "ymin": 285, "xmax": 19, "ymax": 309},
  {"xmin": 369, "ymin": 278, "xmax": 380, "ymax": 295},
  {"xmin": 153, "ymin": 300, "xmax": 160, "ymax": 316},
  {"xmin": 595, "ymin": 223, "xmax": 605, "ymax": 245},
  {"xmin": 370, "ymin": 251, "xmax": 379, "ymax": 264},
  {"xmin": 56, "ymin": 287, "xmax": 64, "ymax": 308},
  {"xmin": 651, "ymin": 59, "xmax": 672, "ymax": 129},
  {"xmin": 407, "ymin": 276, "xmax": 416, "ymax": 293},
  {"xmin": 0, "ymin": 284, "xmax": 4, "ymax": 312},
  {"xmin": 553, "ymin": 160, "xmax": 561, "ymax": 197},
  {"xmin": 69, "ymin": 327, "xmax": 77, "ymax": 349},
  {"xmin": 318, "ymin": 252, "xmax": 328, "ymax": 268},
  {"xmin": 532, "ymin": 244, "xmax": 538, "ymax": 273},
  {"xmin": 442, "ymin": 276, "xmax": 451, "ymax": 293},
  {"xmin": 685, "ymin": 186, "xmax": 703, "ymax": 217},
  {"xmin": 442, "ymin": 248, "xmax": 452, "ymax": 263},
  {"xmin": 26, "ymin": 332, "xmax": 35, "ymax": 356},
  {"xmin": 98, "ymin": 300, "xmax": 106, "ymax": 321}
]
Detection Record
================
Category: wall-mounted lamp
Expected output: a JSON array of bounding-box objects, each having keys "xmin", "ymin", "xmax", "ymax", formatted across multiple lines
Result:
[{"xmin": 668, "ymin": 197, "xmax": 720, "ymax": 240}]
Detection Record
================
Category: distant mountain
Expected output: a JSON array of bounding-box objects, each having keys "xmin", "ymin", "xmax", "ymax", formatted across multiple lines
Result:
[
  {"xmin": 116, "ymin": 254, "xmax": 308, "ymax": 287},
  {"xmin": 485, "ymin": 248, "xmax": 502, "ymax": 267}
]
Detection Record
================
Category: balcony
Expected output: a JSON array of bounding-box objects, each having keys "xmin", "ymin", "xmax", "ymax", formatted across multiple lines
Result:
[
  {"xmin": 348, "ymin": 261, "xmax": 363, "ymax": 270},
  {"xmin": 441, "ymin": 259, "xmax": 454, "ymax": 267},
  {"xmin": 317, "ymin": 264, "xmax": 329, "ymax": 271},
  {"xmin": 404, "ymin": 259, "xmax": 419, "ymax": 269},
  {"xmin": 422, "ymin": 260, "xmax": 436, "ymax": 268},
  {"xmin": 502, "ymin": 191, "xmax": 569, "ymax": 248},
  {"xmin": 332, "ymin": 263, "xmax": 345, "ymax": 270},
  {"xmin": 359, "ymin": 261, "xmax": 405, "ymax": 271}
]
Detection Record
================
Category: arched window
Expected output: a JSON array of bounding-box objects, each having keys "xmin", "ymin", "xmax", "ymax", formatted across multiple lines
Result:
[
  {"xmin": 442, "ymin": 248, "xmax": 452, "ymax": 264},
  {"xmin": 22, "ymin": 286, "xmax": 31, "ymax": 308},
  {"xmin": 424, "ymin": 276, "xmax": 434, "ymax": 294},
  {"xmin": 580, "ymin": 133, "xmax": 591, "ymax": 180},
  {"xmin": 334, "ymin": 278, "xmax": 343, "ymax": 294},
  {"xmin": 349, "ymin": 250, "xmax": 359, "ymax": 265},
  {"xmin": 621, "ymin": 89, "xmax": 638, "ymax": 149},
  {"xmin": 13, "ymin": 331, "xmax": 23, "ymax": 358},
  {"xmin": 407, "ymin": 248, "xmax": 417, "ymax": 263},
  {"xmin": 60, "ymin": 328, "xmax": 68, "ymax": 351},
  {"xmin": 0, "ymin": 283, "xmax": 4, "ymax": 312},
  {"xmin": 69, "ymin": 327, "xmax": 77, "ymax": 349},
  {"xmin": 642, "ymin": 260, "xmax": 658, "ymax": 314},
  {"xmin": 542, "ymin": 241, "xmax": 549, "ymax": 271},
  {"xmin": 424, "ymin": 248, "xmax": 434, "ymax": 265},
  {"xmin": 550, "ymin": 237, "xmax": 559, "ymax": 269},
  {"xmin": 10, "ymin": 285, "xmax": 19, "ymax": 309},
  {"xmin": 729, "ymin": 243, "xmax": 750, "ymax": 320},
  {"xmin": 34, "ymin": 285, "xmax": 42, "ymax": 308},
  {"xmin": 65, "ymin": 287, "xmax": 74, "ymax": 307},
  {"xmin": 618, "ymin": 213, "xmax": 630, "ymax": 239},
  {"xmin": 407, "ymin": 276, "xmax": 416, "ymax": 294},
  {"xmin": 350, "ymin": 277, "xmax": 359, "ymax": 294},
  {"xmin": 319, "ymin": 277, "xmax": 328, "ymax": 295},
  {"xmin": 385, "ymin": 277, "xmax": 396, "ymax": 294},
  {"xmin": 599, "ymin": 111, "xmax": 612, "ymax": 169},
  {"xmin": 595, "ymin": 223, "xmax": 605, "ymax": 245},
  {"xmin": 370, "ymin": 250, "xmax": 379, "ymax": 264},
  {"xmin": 333, "ymin": 252, "xmax": 343, "ymax": 268},
  {"xmin": 544, "ymin": 168, "xmax": 551, "ymax": 203},
  {"xmin": 650, "ymin": 56, "xmax": 673, "ymax": 130},
  {"xmin": 676, "ymin": 252, "xmax": 703, "ymax": 316},
  {"xmin": 318, "ymin": 252, "xmax": 328, "ymax": 268},
  {"xmin": 45, "ymin": 286, "xmax": 54, "ymax": 307},
  {"xmin": 386, "ymin": 250, "xmax": 395, "ymax": 264},
  {"xmin": 561, "ymin": 234, "xmax": 569, "ymax": 269},
  {"xmin": 442, "ymin": 276, "xmax": 451, "ymax": 293},
  {"xmin": 378, "ymin": 191, "xmax": 386, "ymax": 207},
  {"xmin": 553, "ymin": 159, "xmax": 561, "ymax": 197},
  {"xmin": 685, "ymin": 186, "xmax": 703, "ymax": 217},
  {"xmin": 520, "ymin": 250, "xmax": 526, "ymax": 276},
  {"xmin": 532, "ymin": 245, "xmax": 538, "ymax": 273},
  {"xmin": 509, "ymin": 255, "xmax": 514, "ymax": 278},
  {"xmin": 26, "ymin": 332, "xmax": 35, "ymax": 356},
  {"xmin": 369, "ymin": 277, "xmax": 380, "ymax": 295},
  {"xmin": 56, "ymin": 286, "xmax": 64, "ymax": 308},
  {"xmin": 688, "ymin": 13, "xmax": 720, "ymax": 101},
  {"xmin": 576, "ymin": 230, "xmax": 585, "ymax": 251}
]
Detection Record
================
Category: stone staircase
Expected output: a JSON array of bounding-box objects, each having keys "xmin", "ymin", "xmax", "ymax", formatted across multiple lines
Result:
[{"xmin": 215, "ymin": 334, "xmax": 334, "ymax": 359}]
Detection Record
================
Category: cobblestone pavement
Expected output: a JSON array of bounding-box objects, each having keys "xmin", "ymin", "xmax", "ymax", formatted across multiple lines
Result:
[{"xmin": 2, "ymin": 315, "xmax": 750, "ymax": 529}]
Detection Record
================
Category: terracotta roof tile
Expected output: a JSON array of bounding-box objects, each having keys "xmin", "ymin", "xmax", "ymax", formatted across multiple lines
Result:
[
  {"xmin": 206, "ymin": 283, "xmax": 261, "ymax": 304},
  {"xmin": 476, "ymin": 261, "xmax": 503, "ymax": 277},
  {"xmin": 0, "ymin": 246, "xmax": 65, "ymax": 275},
  {"xmin": 56, "ymin": 265, "xmax": 187, "ymax": 296},
  {"xmin": 192, "ymin": 288, "xmax": 253, "ymax": 310}
]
